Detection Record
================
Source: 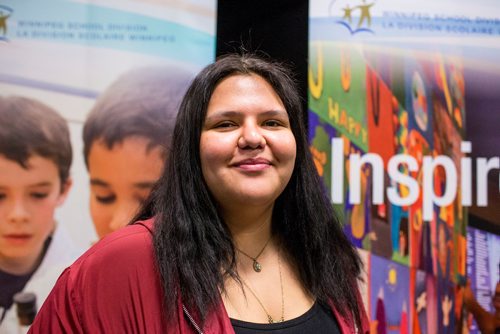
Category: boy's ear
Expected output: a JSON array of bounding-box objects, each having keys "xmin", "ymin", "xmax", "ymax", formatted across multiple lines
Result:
[{"xmin": 57, "ymin": 177, "xmax": 73, "ymax": 207}]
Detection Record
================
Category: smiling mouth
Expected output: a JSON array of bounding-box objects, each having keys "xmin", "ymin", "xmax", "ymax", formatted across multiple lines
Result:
[
  {"xmin": 236, "ymin": 163, "xmax": 271, "ymax": 172},
  {"xmin": 233, "ymin": 158, "xmax": 271, "ymax": 171}
]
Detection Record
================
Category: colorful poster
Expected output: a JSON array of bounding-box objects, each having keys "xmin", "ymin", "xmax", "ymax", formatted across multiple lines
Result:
[
  {"xmin": 0, "ymin": 2, "xmax": 215, "ymax": 331},
  {"xmin": 310, "ymin": 0, "xmax": 500, "ymax": 332}
]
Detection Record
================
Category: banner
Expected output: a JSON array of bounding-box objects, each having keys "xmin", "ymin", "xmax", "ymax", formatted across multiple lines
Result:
[
  {"xmin": 309, "ymin": 0, "xmax": 499, "ymax": 332},
  {"xmin": 0, "ymin": 0, "xmax": 216, "ymax": 248},
  {"xmin": 1, "ymin": 2, "xmax": 214, "ymax": 330}
]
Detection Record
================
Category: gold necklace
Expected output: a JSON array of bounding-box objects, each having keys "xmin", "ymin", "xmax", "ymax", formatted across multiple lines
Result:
[
  {"xmin": 238, "ymin": 251, "xmax": 284, "ymax": 323},
  {"xmin": 235, "ymin": 236, "xmax": 272, "ymax": 273}
]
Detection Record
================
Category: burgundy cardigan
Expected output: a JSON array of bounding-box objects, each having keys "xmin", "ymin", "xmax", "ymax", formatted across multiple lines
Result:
[{"xmin": 29, "ymin": 219, "xmax": 369, "ymax": 334}]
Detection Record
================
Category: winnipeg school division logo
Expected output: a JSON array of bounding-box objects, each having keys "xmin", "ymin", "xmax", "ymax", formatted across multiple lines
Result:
[
  {"xmin": 0, "ymin": 5, "xmax": 13, "ymax": 41},
  {"xmin": 330, "ymin": 0, "xmax": 375, "ymax": 35}
]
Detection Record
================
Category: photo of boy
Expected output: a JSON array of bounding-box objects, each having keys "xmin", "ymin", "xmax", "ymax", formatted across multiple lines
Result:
[
  {"xmin": 83, "ymin": 66, "xmax": 192, "ymax": 238},
  {"xmin": 0, "ymin": 96, "xmax": 83, "ymax": 333}
]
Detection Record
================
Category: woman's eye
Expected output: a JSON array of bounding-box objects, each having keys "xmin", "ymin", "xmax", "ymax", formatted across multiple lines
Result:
[
  {"xmin": 264, "ymin": 120, "xmax": 281, "ymax": 127},
  {"xmin": 0, "ymin": 193, "xmax": 5, "ymax": 201},
  {"xmin": 215, "ymin": 121, "xmax": 236, "ymax": 129},
  {"xmin": 31, "ymin": 192, "xmax": 49, "ymax": 199},
  {"xmin": 95, "ymin": 195, "xmax": 116, "ymax": 204}
]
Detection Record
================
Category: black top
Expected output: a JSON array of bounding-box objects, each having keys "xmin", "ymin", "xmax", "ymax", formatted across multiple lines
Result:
[{"xmin": 231, "ymin": 300, "xmax": 341, "ymax": 334}]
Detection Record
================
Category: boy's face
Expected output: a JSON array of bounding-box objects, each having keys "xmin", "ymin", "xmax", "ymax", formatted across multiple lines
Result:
[
  {"xmin": 0, "ymin": 155, "xmax": 70, "ymax": 274},
  {"xmin": 87, "ymin": 137, "xmax": 164, "ymax": 238}
]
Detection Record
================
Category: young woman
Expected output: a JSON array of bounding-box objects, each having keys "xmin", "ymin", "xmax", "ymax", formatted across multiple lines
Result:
[{"xmin": 28, "ymin": 54, "xmax": 369, "ymax": 333}]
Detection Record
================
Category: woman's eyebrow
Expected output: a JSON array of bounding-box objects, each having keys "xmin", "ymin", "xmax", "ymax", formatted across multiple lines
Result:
[
  {"xmin": 206, "ymin": 109, "xmax": 286, "ymax": 121},
  {"xmin": 204, "ymin": 110, "xmax": 239, "ymax": 121},
  {"xmin": 260, "ymin": 109, "xmax": 287, "ymax": 117}
]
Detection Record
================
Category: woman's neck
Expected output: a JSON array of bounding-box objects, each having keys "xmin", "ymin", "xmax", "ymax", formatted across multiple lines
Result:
[{"xmin": 222, "ymin": 203, "xmax": 274, "ymax": 254}]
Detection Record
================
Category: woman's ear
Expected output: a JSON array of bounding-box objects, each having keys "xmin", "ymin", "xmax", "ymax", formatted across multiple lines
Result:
[{"xmin": 57, "ymin": 177, "xmax": 73, "ymax": 207}]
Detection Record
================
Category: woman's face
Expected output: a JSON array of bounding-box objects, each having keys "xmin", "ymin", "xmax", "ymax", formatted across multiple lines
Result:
[{"xmin": 200, "ymin": 74, "xmax": 296, "ymax": 212}]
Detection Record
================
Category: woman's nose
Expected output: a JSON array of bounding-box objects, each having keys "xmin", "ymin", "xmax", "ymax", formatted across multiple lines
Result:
[{"xmin": 237, "ymin": 123, "xmax": 266, "ymax": 149}]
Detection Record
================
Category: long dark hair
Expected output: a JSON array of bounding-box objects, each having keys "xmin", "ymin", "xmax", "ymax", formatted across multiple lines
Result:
[{"xmin": 136, "ymin": 53, "xmax": 363, "ymax": 328}]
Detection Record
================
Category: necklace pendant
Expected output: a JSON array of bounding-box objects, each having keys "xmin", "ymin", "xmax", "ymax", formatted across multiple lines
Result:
[{"xmin": 253, "ymin": 260, "xmax": 262, "ymax": 272}]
